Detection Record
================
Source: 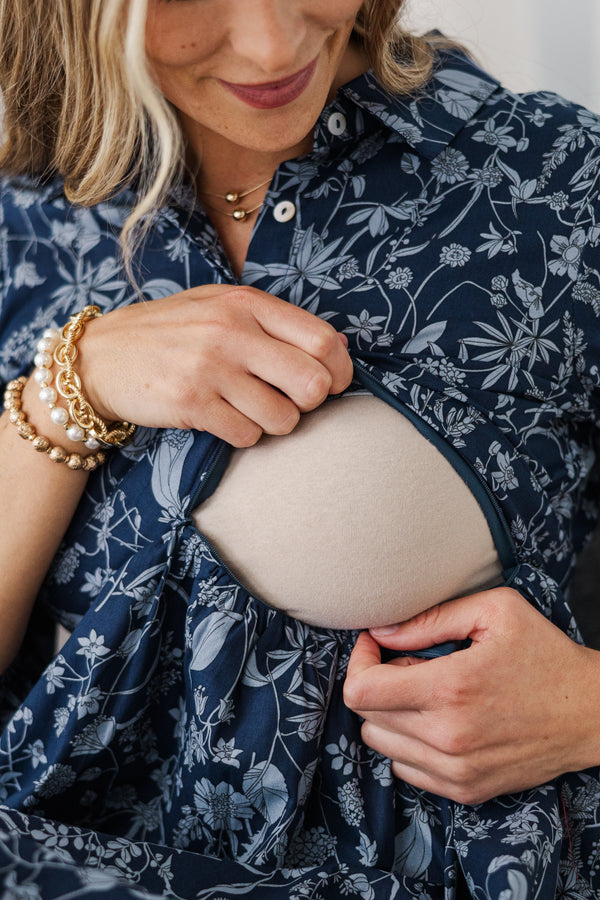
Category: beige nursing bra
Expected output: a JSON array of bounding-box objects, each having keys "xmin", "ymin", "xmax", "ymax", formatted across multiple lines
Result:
[{"xmin": 192, "ymin": 393, "xmax": 502, "ymax": 629}]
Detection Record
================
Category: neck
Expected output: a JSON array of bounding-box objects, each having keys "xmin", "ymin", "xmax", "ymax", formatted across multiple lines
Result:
[{"xmin": 190, "ymin": 130, "xmax": 311, "ymax": 200}]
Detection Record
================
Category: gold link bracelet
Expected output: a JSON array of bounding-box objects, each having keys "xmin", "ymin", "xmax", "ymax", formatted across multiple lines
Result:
[{"xmin": 54, "ymin": 306, "xmax": 136, "ymax": 448}]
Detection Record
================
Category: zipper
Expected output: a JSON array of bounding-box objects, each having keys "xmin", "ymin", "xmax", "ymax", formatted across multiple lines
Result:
[
  {"xmin": 352, "ymin": 358, "xmax": 518, "ymax": 580},
  {"xmin": 189, "ymin": 439, "xmax": 231, "ymax": 510}
]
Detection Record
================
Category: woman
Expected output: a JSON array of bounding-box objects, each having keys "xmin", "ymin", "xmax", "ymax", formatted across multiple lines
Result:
[{"xmin": 0, "ymin": 0, "xmax": 599, "ymax": 897}]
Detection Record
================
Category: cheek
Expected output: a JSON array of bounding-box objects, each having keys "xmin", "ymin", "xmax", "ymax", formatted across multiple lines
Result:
[
  {"xmin": 322, "ymin": 0, "xmax": 364, "ymax": 27},
  {"xmin": 145, "ymin": 6, "xmax": 221, "ymax": 70}
]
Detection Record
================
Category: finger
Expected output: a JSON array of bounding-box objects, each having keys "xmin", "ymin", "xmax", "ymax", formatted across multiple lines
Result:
[
  {"xmin": 196, "ymin": 396, "xmax": 264, "ymax": 448},
  {"xmin": 360, "ymin": 720, "xmax": 439, "ymax": 775},
  {"xmin": 363, "ymin": 723, "xmax": 491, "ymax": 804},
  {"xmin": 221, "ymin": 373, "xmax": 301, "ymax": 436},
  {"xmin": 368, "ymin": 591, "xmax": 499, "ymax": 652},
  {"xmin": 344, "ymin": 632, "xmax": 442, "ymax": 712},
  {"xmin": 346, "ymin": 639, "xmax": 469, "ymax": 714},
  {"xmin": 245, "ymin": 337, "xmax": 337, "ymax": 412},
  {"xmin": 346, "ymin": 631, "xmax": 382, "ymax": 677},
  {"xmin": 389, "ymin": 759, "xmax": 459, "ymax": 801},
  {"xmin": 250, "ymin": 295, "xmax": 353, "ymax": 394}
]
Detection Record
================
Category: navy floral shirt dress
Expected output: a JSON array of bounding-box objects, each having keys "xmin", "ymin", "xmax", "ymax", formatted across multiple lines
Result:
[{"xmin": 1, "ymin": 48, "xmax": 600, "ymax": 899}]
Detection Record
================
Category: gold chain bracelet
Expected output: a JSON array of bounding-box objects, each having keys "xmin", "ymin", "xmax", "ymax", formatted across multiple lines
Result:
[{"xmin": 53, "ymin": 306, "xmax": 136, "ymax": 448}]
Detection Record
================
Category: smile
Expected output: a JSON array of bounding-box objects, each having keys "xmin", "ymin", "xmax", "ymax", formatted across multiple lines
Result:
[{"xmin": 218, "ymin": 57, "xmax": 318, "ymax": 109}]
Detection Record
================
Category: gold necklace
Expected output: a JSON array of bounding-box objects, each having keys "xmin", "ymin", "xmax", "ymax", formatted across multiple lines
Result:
[{"xmin": 198, "ymin": 175, "xmax": 272, "ymax": 222}]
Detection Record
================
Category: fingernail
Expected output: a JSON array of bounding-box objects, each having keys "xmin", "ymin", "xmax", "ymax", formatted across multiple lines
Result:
[{"xmin": 370, "ymin": 624, "xmax": 400, "ymax": 636}]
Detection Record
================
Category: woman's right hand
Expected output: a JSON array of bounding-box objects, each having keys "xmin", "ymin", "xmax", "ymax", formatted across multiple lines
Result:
[{"xmin": 78, "ymin": 285, "xmax": 354, "ymax": 446}]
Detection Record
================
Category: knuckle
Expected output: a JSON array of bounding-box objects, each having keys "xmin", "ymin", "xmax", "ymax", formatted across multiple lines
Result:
[
  {"xmin": 447, "ymin": 758, "xmax": 480, "ymax": 797},
  {"xmin": 271, "ymin": 405, "xmax": 301, "ymax": 435},
  {"xmin": 309, "ymin": 326, "xmax": 339, "ymax": 359},
  {"xmin": 342, "ymin": 676, "xmax": 365, "ymax": 712},
  {"xmin": 173, "ymin": 378, "xmax": 202, "ymax": 413},
  {"xmin": 226, "ymin": 285, "xmax": 257, "ymax": 307},
  {"xmin": 231, "ymin": 423, "xmax": 263, "ymax": 448},
  {"xmin": 303, "ymin": 369, "xmax": 332, "ymax": 407},
  {"xmin": 438, "ymin": 726, "xmax": 471, "ymax": 757}
]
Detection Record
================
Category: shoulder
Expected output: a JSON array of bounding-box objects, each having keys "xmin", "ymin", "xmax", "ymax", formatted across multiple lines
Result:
[{"xmin": 427, "ymin": 49, "xmax": 600, "ymax": 188}]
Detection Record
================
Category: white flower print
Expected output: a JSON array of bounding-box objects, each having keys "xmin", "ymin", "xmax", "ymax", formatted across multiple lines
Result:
[
  {"xmin": 549, "ymin": 228, "xmax": 586, "ymax": 280},
  {"xmin": 213, "ymin": 738, "xmax": 243, "ymax": 768},
  {"xmin": 345, "ymin": 309, "xmax": 387, "ymax": 341},
  {"xmin": 75, "ymin": 630, "xmax": 110, "ymax": 662},
  {"xmin": 385, "ymin": 266, "xmax": 413, "ymax": 289},
  {"xmin": 439, "ymin": 243, "xmax": 472, "ymax": 267},
  {"xmin": 193, "ymin": 778, "xmax": 254, "ymax": 832},
  {"xmin": 338, "ymin": 778, "xmax": 365, "ymax": 826},
  {"xmin": 33, "ymin": 764, "xmax": 76, "ymax": 798},
  {"xmin": 430, "ymin": 147, "xmax": 469, "ymax": 183}
]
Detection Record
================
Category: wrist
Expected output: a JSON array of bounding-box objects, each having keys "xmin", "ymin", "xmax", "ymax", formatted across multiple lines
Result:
[{"xmin": 74, "ymin": 315, "xmax": 116, "ymax": 423}]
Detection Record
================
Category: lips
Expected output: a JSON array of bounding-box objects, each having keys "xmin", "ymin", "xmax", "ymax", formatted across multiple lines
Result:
[{"xmin": 219, "ymin": 57, "xmax": 318, "ymax": 110}]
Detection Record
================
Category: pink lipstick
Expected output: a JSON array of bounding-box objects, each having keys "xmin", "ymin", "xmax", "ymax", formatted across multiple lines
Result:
[{"xmin": 219, "ymin": 57, "xmax": 318, "ymax": 110}]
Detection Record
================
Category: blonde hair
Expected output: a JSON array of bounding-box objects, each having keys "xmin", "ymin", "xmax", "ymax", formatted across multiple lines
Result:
[{"xmin": 0, "ymin": 0, "xmax": 434, "ymax": 265}]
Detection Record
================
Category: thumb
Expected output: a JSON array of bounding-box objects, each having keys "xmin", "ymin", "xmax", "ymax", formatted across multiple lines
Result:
[
  {"xmin": 346, "ymin": 630, "xmax": 382, "ymax": 678},
  {"xmin": 369, "ymin": 591, "xmax": 491, "ymax": 651}
]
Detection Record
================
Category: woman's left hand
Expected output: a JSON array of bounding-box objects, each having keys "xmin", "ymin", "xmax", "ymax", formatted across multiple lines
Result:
[{"xmin": 344, "ymin": 587, "xmax": 600, "ymax": 804}]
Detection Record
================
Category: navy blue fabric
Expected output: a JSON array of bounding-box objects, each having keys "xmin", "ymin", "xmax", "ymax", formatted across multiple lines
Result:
[{"xmin": 1, "ymin": 48, "xmax": 600, "ymax": 897}]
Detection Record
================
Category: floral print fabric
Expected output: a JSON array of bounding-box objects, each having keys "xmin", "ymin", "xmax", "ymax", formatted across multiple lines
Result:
[{"xmin": 1, "ymin": 48, "xmax": 600, "ymax": 898}]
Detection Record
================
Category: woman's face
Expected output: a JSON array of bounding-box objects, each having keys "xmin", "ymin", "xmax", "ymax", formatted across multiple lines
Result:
[{"xmin": 146, "ymin": 0, "xmax": 365, "ymax": 160}]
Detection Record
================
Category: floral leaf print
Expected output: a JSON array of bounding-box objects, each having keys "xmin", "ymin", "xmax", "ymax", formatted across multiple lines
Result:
[
  {"xmin": 435, "ymin": 66, "xmax": 498, "ymax": 102},
  {"xmin": 402, "ymin": 321, "xmax": 447, "ymax": 355},
  {"xmin": 14, "ymin": 261, "xmax": 45, "ymax": 289},
  {"xmin": 472, "ymin": 118, "xmax": 518, "ymax": 152},
  {"xmin": 189, "ymin": 609, "xmax": 243, "ymax": 671},
  {"xmin": 394, "ymin": 805, "xmax": 433, "ymax": 879},
  {"xmin": 75, "ymin": 629, "xmax": 110, "ymax": 663},
  {"xmin": 242, "ymin": 762, "xmax": 288, "ymax": 824},
  {"xmin": 244, "ymin": 225, "xmax": 348, "ymax": 304},
  {"xmin": 192, "ymin": 777, "xmax": 254, "ymax": 833},
  {"xmin": 151, "ymin": 429, "xmax": 194, "ymax": 520},
  {"xmin": 345, "ymin": 310, "xmax": 387, "ymax": 342}
]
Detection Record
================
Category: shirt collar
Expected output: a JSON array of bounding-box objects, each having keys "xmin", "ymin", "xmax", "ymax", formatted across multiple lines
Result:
[{"xmin": 320, "ymin": 46, "xmax": 500, "ymax": 161}]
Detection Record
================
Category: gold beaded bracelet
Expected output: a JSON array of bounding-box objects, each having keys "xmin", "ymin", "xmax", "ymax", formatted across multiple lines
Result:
[
  {"xmin": 3, "ymin": 377, "xmax": 107, "ymax": 471},
  {"xmin": 54, "ymin": 305, "xmax": 136, "ymax": 448}
]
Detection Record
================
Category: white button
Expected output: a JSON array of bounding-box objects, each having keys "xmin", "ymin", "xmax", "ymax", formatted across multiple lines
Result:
[
  {"xmin": 273, "ymin": 200, "xmax": 296, "ymax": 223},
  {"xmin": 327, "ymin": 112, "xmax": 347, "ymax": 136}
]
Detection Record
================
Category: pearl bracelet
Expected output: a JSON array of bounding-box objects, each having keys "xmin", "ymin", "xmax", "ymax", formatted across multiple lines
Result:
[{"xmin": 3, "ymin": 377, "xmax": 107, "ymax": 471}]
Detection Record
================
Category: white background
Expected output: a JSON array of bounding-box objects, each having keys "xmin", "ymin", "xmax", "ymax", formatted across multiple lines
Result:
[{"xmin": 405, "ymin": 0, "xmax": 600, "ymax": 113}]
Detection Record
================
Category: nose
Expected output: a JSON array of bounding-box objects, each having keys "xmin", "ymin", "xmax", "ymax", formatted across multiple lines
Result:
[{"xmin": 227, "ymin": 0, "xmax": 308, "ymax": 75}]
